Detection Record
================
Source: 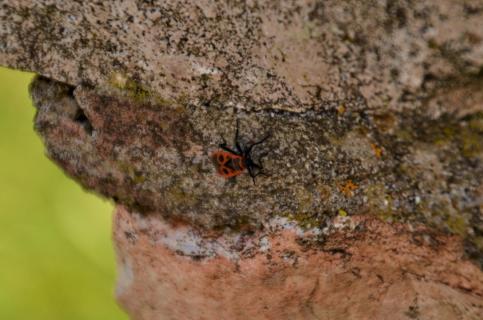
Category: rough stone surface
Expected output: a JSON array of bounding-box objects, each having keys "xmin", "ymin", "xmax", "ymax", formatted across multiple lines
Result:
[
  {"xmin": 3, "ymin": 1, "xmax": 482, "ymax": 240},
  {"xmin": 114, "ymin": 206, "xmax": 483, "ymax": 320},
  {"xmin": 30, "ymin": 72, "xmax": 483, "ymax": 262},
  {"xmin": 1, "ymin": 1, "xmax": 483, "ymax": 318},
  {"xmin": 2, "ymin": 1, "xmax": 483, "ymax": 113}
]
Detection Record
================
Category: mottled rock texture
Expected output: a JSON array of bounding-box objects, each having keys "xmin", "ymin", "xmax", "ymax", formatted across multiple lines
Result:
[
  {"xmin": 1, "ymin": 0, "xmax": 483, "ymax": 319},
  {"xmin": 114, "ymin": 206, "xmax": 483, "ymax": 320}
]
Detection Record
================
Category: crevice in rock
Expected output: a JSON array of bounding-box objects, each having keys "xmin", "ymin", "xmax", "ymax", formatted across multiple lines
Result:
[{"xmin": 73, "ymin": 107, "xmax": 93, "ymax": 136}]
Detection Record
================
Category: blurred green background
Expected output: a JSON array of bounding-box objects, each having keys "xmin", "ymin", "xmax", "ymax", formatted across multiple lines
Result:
[{"xmin": 0, "ymin": 67, "xmax": 127, "ymax": 319}]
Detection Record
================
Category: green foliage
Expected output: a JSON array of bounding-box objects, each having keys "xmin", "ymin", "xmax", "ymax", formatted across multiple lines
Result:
[{"xmin": 0, "ymin": 67, "xmax": 127, "ymax": 319}]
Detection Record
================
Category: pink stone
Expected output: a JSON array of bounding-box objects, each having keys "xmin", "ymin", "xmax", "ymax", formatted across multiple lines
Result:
[{"xmin": 114, "ymin": 206, "xmax": 483, "ymax": 320}]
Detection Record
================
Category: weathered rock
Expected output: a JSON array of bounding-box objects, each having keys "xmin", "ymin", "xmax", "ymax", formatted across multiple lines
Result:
[
  {"xmin": 29, "ymin": 72, "xmax": 483, "ymax": 261},
  {"xmin": 3, "ymin": 1, "xmax": 483, "ymax": 233},
  {"xmin": 1, "ymin": 0, "xmax": 483, "ymax": 319},
  {"xmin": 114, "ymin": 206, "xmax": 483, "ymax": 320},
  {"xmin": 2, "ymin": 1, "xmax": 483, "ymax": 113}
]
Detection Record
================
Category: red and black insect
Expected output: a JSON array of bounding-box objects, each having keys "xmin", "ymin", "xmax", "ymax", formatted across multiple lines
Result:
[{"xmin": 212, "ymin": 120, "xmax": 271, "ymax": 183}]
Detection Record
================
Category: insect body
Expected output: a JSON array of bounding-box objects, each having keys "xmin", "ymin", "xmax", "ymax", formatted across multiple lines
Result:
[
  {"xmin": 212, "ymin": 151, "xmax": 246, "ymax": 178},
  {"xmin": 212, "ymin": 120, "xmax": 271, "ymax": 183}
]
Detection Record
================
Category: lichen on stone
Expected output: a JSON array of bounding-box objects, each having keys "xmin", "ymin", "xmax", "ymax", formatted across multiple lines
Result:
[{"xmin": 1, "ymin": 0, "xmax": 482, "ymax": 264}]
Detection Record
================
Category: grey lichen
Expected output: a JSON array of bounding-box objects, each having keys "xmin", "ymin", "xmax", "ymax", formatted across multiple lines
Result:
[
  {"xmin": 1, "ymin": 1, "xmax": 482, "ymax": 263},
  {"xmin": 29, "ymin": 75, "xmax": 483, "ymax": 265},
  {"xmin": 2, "ymin": 1, "xmax": 482, "ymax": 113}
]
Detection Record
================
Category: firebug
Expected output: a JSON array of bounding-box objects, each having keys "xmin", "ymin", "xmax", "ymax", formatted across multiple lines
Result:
[{"xmin": 212, "ymin": 120, "xmax": 271, "ymax": 183}]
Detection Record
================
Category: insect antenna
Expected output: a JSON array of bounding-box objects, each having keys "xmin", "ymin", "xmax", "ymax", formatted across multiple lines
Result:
[
  {"xmin": 246, "ymin": 132, "xmax": 271, "ymax": 154},
  {"xmin": 219, "ymin": 134, "xmax": 240, "ymax": 155},
  {"xmin": 234, "ymin": 119, "xmax": 243, "ymax": 154}
]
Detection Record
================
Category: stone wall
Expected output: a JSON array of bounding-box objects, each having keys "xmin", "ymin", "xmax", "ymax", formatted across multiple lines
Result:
[{"xmin": 1, "ymin": 1, "xmax": 482, "ymax": 319}]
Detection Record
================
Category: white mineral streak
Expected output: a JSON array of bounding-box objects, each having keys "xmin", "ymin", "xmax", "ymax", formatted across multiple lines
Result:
[{"xmin": 129, "ymin": 213, "xmax": 355, "ymax": 260}]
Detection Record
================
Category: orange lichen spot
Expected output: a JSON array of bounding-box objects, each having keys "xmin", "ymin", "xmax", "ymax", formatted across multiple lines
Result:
[
  {"xmin": 337, "ymin": 104, "xmax": 346, "ymax": 115},
  {"xmin": 371, "ymin": 143, "xmax": 383, "ymax": 159},
  {"xmin": 338, "ymin": 209, "xmax": 348, "ymax": 217},
  {"xmin": 338, "ymin": 180, "xmax": 358, "ymax": 197}
]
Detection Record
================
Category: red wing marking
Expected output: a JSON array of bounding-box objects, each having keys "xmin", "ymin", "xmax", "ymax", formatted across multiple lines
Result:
[{"xmin": 212, "ymin": 151, "xmax": 245, "ymax": 178}]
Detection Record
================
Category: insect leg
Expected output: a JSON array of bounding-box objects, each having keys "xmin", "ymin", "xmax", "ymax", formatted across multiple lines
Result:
[
  {"xmin": 252, "ymin": 157, "xmax": 272, "ymax": 177},
  {"xmin": 247, "ymin": 165, "xmax": 257, "ymax": 184},
  {"xmin": 220, "ymin": 144, "xmax": 239, "ymax": 155},
  {"xmin": 235, "ymin": 119, "xmax": 243, "ymax": 154},
  {"xmin": 219, "ymin": 134, "xmax": 240, "ymax": 155},
  {"xmin": 256, "ymin": 151, "xmax": 270, "ymax": 168},
  {"xmin": 246, "ymin": 132, "xmax": 271, "ymax": 154}
]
